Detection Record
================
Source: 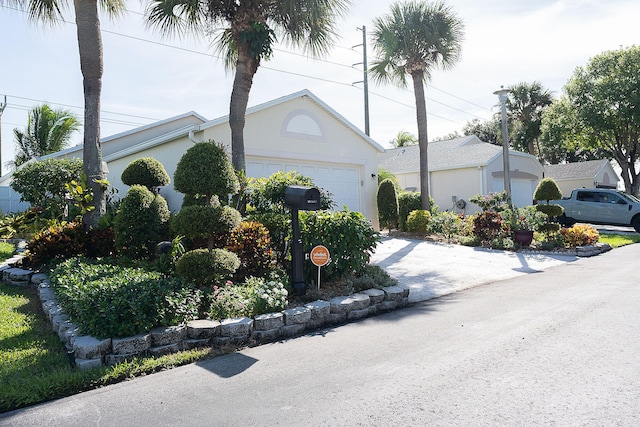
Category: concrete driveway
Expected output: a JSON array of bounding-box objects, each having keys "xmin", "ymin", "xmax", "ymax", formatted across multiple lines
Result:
[{"xmin": 370, "ymin": 237, "xmax": 578, "ymax": 303}]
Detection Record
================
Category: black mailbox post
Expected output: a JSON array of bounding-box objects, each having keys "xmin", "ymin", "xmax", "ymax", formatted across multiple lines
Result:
[{"xmin": 285, "ymin": 186, "xmax": 321, "ymax": 296}]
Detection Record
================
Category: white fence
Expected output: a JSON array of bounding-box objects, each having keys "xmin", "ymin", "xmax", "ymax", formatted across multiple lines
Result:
[{"xmin": 0, "ymin": 187, "xmax": 30, "ymax": 214}]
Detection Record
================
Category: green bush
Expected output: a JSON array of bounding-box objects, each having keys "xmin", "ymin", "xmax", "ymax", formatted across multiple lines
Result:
[
  {"xmin": 429, "ymin": 211, "xmax": 463, "ymax": 240},
  {"xmin": 50, "ymin": 257, "xmax": 198, "ymax": 338},
  {"xmin": 534, "ymin": 177, "xmax": 563, "ymax": 201},
  {"xmin": 560, "ymin": 224, "xmax": 599, "ymax": 247},
  {"xmin": 473, "ymin": 211, "xmax": 505, "ymax": 245},
  {"xmin": 300, "ymin": 209, "xmax": 380, "ymax": 282},
  {"xmin": 377, "ymin": 178, "xmax": 398, "ymax": 230},
  {"xmin": 469, "ymin": 191, "xmax": 509, "ymax": 212},
  {"xmin": 398, "ymin": 192, "xmax": 421, "ymax": 231},
  {"xmin": 226, "ymin": 221, "xmax": 277, "ymax": 282},
  {"xmin": 10, "ymin": 158, "xmax": 83, "ymax": 218},
  {"xmin": 114, "ymin": 185, "xmax": 170, "ymax": 260},
  {"xmin": 406, "ymin": 210, "xmax": 431, "ymax": 233},
  {"xmin": 347, "ymin": 264, "xmax": 398, "ymax": 292},
  {"xmin": 121, "ymin": 157, "xmax": 170, "ymax": 190},
  {"xmin": 172, "ymin": 203, "xmax": 242, "ymax": 250},
  {"xmin": 174, "ymin": 141, "xmax": 239, "ymax": 204},
  {"xmin": 535, "ymin": 204, "xmax": 564, "ymax": 218},
  {"xmin": 208, "ymin": 275, "xmax": 289, "ymax": 320},
  {"xmin": 0, "ymin": 208, "xmax": 46, "ymax": 239},
  {"xmin": 175, "ymin": 248, "xmax": 240, "ymax": 288}
]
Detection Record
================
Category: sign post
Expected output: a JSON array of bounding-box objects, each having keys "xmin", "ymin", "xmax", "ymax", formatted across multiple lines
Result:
[{"xmin": 310, "ymin": 245, "xmax": 330, "ymax": 291}]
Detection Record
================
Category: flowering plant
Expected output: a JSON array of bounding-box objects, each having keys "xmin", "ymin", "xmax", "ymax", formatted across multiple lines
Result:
[{"xmin": 510, "ymin": 206, "xmax": 546, "ymax": 231}]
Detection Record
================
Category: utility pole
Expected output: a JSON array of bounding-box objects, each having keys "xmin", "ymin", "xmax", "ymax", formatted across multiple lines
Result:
[
  {"xmin": 494, "ymin": 86, "xmax": 512, "ymax": 206},
  {"xmin": 353, "ymin": 26, "xmax": 370, "ymax": 136},
  {"xmin": 0, "ymin": 95, "xmax": 6, "ymax": 175}
]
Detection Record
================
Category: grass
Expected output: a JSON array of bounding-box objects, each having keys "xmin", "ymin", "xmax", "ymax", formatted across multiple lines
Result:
[
  {"xmin": 0, "ymin": 282, "xmax": 232, "ymax": 413},
  {"xmin": 598, "ymin": 233, "xmax": 640, "ymax": 248},
  {"xmin": 0, "ymin": 242, "xmax": 15, "ymax": 263}
]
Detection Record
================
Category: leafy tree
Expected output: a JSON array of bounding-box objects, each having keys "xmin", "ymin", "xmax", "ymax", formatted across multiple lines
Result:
[
  {"xmin": 4, "ymin": 0, "xmax": 126, "ymax": 228},
  {"xmin": 11, "ymin": 104, "xmax": 79, "ymax": 168},
  {"xmin": 370, "ymin": 0, "xmax": 464, "ymax": 211},
  {"xmin": 563, "ymin": 46, "xmax": 640, "ymax": 196},
  {"xmin": 506, "ymin": 81, "xmax": 553, "ymax": 157},
  {"xmin": 431, "ymin": 131, "xmax": 462, "ymax": 142},
  {"xmin": 390, "ymin": 130, "xmax": 417, "ymax": 147},
  {"xmin": 538, "ymin": 97, "xmax": 601, "ymax": 164},
  {"xmin": 462, "ymin": 118, "xmax": 501, "ymax": 145},
  {"xmin": 10, "ymin": 158, "xmax": 83, "ymax": 217},
  {"xmin": 145, "ymin": 0, "xmax": 350, "ymax": 174}
]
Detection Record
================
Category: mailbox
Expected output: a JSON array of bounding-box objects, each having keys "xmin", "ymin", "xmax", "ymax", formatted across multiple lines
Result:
[{"xmin": 284, "ymin": 186, "xmax": 321, "ymax": 211}]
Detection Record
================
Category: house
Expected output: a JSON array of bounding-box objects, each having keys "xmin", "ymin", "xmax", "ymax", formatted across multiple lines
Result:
[
  {"xmin": 543, "ymin": 159, "xmax": 620, "ymax": 198},
  {"xmin": 0, "ymin": 90, "xmax": 384, "ymax": 227},
  {"xmin": 378, "ymin": 135, "xmax": 545, "ymax": 212}
]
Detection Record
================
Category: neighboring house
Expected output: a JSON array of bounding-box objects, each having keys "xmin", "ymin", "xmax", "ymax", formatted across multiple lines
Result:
[
  {"xmin": 0, "ymin": 90, "xmax": 384, "ymax": 227},
  {"xmin": 543, "ymin": 159, "xmax": 620, "ymax": 198},
  {"xmin": 378, "ymin": 135, "xmax": 544, "ymax": 212}
]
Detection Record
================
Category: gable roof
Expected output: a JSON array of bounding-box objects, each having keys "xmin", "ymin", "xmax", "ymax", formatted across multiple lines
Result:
[
  {"xmin": 378, "ymin": 135, "xmax": 528, "ymax": 173},
  {"xmin": 544, "ymin": 159, "xmax": 614, "ymax": 181},
  {"xmin": 199, "ymin": 89, "xmax": 385, "ymax": 153}
]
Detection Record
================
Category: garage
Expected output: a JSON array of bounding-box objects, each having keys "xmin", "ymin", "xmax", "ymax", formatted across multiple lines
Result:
[{"xmin": 246, "ymin": 159, "xmax": 362, "ymax": 211}]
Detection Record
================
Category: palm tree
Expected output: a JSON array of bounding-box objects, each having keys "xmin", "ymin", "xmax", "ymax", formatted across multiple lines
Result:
[
  {"xmin": 145, "ymin": 0, "xmax": 350, "ymax": 173},
  {"xmin": 12, "ymin": 104, "xmax": 80, "ymax": 168},
  {"xmin": 3, "ymin": 0, "xmax": 125, "ymax": 227},
  {"xmin": 506, "ymin": 81, "xmax": 553, "ymax": 157},
  {"xmin": 370, "ymin": 0, "xmax": 463, "ymax": 211},
  {"xmin": 390, "ymin": 130, "xmax": 418, "ymax": 147}
]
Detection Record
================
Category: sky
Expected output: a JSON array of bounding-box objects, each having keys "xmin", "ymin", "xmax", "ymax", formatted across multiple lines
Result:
[{"xmin": 1, "ymin": 0, "xmax": 639, "ymax": 176}]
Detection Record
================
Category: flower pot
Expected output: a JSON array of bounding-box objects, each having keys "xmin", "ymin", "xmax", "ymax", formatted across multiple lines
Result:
[{"xmin": 514, "ymin": 230, "xmax": 534, "ymax": 247}]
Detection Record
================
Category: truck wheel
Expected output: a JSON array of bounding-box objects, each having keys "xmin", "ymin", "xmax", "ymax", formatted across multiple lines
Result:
[
  {"xmin": 632, "ymin": 216, "xmax": 640, "ymax": 233},
  {"xmin": 558, "ymin": 214, "xmax": 576, "ymax": 227}
]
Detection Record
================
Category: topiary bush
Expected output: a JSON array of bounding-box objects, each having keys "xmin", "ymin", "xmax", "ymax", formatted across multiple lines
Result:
[
  {"xmin": 114, "ymin": 185, "xmax": 170, "ymax": 260},
  {"xmin": 398, "ymin": 192, "xmax": 421, "ymax": 231},
  {"xmin": 300, "ymin": 209, "xmax": 380, "ymax": 282},
  {"xmin": 377, "ymin": 178, "xmax": 398, "ymax": 231},
  {"xmin": 226, "ymin": 221, "xmax": 277, "ymax": 282},
  {"xmin": 50, "ymin": 257, "xmax": 199, "ymax": 339},
  {"xmin": 172, "ymin": 202, "xmax": 242, "ymax": 250},
  {"xmin": 175, "ymin": 248, "xmax": 240, "ymax": 288},
  {"xmin": 406, "ymin": 209, "xmax": 431, "ymax": 233},
  {"xmin": 534, "ymin": 178, "xmax": 564, "ymax": 235},
  {"xmin": 121, "ymin": 157, "xmax": 170, "ymax": 190}
]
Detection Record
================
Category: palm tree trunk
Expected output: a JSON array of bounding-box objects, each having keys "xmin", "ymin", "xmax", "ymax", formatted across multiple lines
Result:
[
  {"xmin": 74, "ymin": 0, "xmax": 106, "ymax": 228},
  {"xmin": 229, "ymin": 45, "xmax": 259, "ymax": 173},
  {"xmin": 412, "ymin": 72, "xmax": 431, "ymax": 211}
]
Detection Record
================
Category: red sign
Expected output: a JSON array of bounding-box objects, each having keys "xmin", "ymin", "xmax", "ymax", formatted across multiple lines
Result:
[{"xmin": 310, "ymin": 245, "xmax": 330, "ymax": 267}]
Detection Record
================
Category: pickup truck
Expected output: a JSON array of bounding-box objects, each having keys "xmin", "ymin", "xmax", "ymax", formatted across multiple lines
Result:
[{"xmin": 553, "ymin": 188, "xmax": 640, "ymax": 232}]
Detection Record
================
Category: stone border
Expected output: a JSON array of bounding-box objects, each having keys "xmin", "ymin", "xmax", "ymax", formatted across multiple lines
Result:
[{"xmin": 1, "ymin": 257, "xmax": 409, "ymax": 370}]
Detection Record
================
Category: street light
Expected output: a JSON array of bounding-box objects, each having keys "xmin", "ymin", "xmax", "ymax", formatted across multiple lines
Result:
[{"xmin": 494, "ymin": 86, "xmax": 511, "ymax": 206}]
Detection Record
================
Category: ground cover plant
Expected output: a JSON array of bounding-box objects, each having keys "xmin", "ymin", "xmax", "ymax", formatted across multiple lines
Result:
[{"xmin": 597, "ymin": 233, "xmax": 640, "ymax": 248}]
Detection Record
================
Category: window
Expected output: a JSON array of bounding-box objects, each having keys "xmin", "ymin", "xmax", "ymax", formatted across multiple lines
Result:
[{"xmin": 281, "ymin": 109, "xmax": 325, "ymax": 142}]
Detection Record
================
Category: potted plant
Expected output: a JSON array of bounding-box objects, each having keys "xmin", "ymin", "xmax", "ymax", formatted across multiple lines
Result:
[{"xmin": 510, "ymin": 206, "xmax": 546, "ymax": 247}]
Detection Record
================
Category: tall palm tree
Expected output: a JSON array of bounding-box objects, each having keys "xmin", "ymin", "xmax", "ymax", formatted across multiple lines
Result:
[
  {"xmin": 145, "ymin": 0, "xmax": 350, "ymax": 173},
  {"xmin": 2, "ymin": 0, "xmax": 125, "ymax": 227},
  {"xmin": 390, "ymin": 130, "xmax": 418, "ymax": 147},
  {"xmin": 370, "ymin": 0, "xmax": 463, "ymax": 210},
  {"xmin": 12, "ymin": 104, "xmax": 80, "ymax": 168},
  {"xmin": 506, "ymin": 81, "xmax": 553, "ymax": 158}
]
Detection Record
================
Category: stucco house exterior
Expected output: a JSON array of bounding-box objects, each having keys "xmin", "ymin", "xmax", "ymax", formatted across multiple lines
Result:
[
  {"xmin": 0, "ymin": 90, "xmax": 384, "ymax": 227},
  {"xmin": 542, "ymin": 159, "xmax": 620, "ymax": 197},
  {"xmin": 378, "ymin": 135, "xmax": 545, "ymax": 212}
]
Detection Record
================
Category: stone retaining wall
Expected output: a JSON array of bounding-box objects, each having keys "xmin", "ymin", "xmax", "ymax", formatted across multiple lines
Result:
[{"xmin": 1, "ymin": 262, "xmax": 409, "ymax": 370}]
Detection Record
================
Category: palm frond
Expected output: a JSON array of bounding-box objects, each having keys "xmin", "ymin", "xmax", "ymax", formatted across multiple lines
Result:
[{"xmin": 145, "ymin": 0, "xmax": 206, "ymax": 38}]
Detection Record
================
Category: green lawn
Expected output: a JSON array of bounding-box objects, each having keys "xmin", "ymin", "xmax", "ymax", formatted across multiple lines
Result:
[
  {"xmin": 0, "ymin": 282, "xmax": 228, "ymax": 413},
  {"xmin": 598, "ymin": 233, "xmax": 640, "ymax": 248}
]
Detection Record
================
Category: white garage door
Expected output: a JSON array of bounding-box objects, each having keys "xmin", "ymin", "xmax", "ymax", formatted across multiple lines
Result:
[
  {"xmin": 247, "ymin": 160, "xmax": 361, "ymax": 211},
  {"xmin": 492, "ymin": 178, "xmax": 535, "ymax": 208}
]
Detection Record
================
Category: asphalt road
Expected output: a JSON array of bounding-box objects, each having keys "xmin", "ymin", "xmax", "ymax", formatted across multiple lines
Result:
[{"xmin": 2, "ymin": 244, "xmax": 639, "ymax": 426}]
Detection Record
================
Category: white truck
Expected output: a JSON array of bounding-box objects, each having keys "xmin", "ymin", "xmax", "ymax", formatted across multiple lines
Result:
[{"xmin": 554, "ymin": 188, "xmax": 640, "ymax": 232}]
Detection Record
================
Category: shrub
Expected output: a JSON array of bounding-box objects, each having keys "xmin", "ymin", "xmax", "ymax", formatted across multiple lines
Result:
[
  {"xmin": 469, "ymin": 191, "xmax": 509, "ymax": 212},
  {"xmin": 174, "ymin": 140, "xmax": 239, "ymax": 204},
  {"xmin": 533, "ymin": 178, "xmax": 564, "ymax": 238},
  {"xmin": 473, "ymin": 211, "xmax": 505, "ymax": 245},
  {"xmin": 0, "ymin": 208, "xmax": 44, "ymax": 238},
  {"xmin": 429, "ymin": 211, "xmax": 463, "ymax": 240},
  {"xmin": 300, "ymin": 209, "xmax": 380, "ymax": 282},
  {"xmin": 406, "ymin": 210, "xmax": 431, "ymax": 233},
  {"xmin": 377, "ymin": 178, "xmax": 398, "ymax": 230},
  {"xmin": 208, "ymin": 275, "xmax": 289, "ymax": 320},
  {"xmin": 50, "ymin": 257, "xmax": 198, "ymax": 338},
  {"xmin": 11, "ymin": 158, "xmax": 83, "ymax": 218},
  {"xmin": 560, "ymin": 224, "xmax": 599, "ymax": 247},
  {"xmin": 348, "ymin": 264, "xmax": 398, "ymax": 292},
  {"xmin": 226, "ymin": 221, "xmax": 277, "ymax": 282},
  {"xmin": 397, "ymin": 192, "xmax": 421, "ymax": 231},
  {"xmin": 248, "ymin": 276, "xmax": 289, "ymax": 316},
  {"xmin": 172, "ymin": 202, "xmax": 242, "ymax": 250},
  {"xmin": 121, "ymin": 157, "xmax": 170, "ymax": 190},
  {"xmin": 114, "ymin": 185, "xmax": 170, "ymax": 260},
  {"xmin": 175, "ymin": 248, "xmax": 240, "ymax": 288},
  {"xmin": 534, "ymin": 177, "xmax": 563, "ymax": 201}
]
